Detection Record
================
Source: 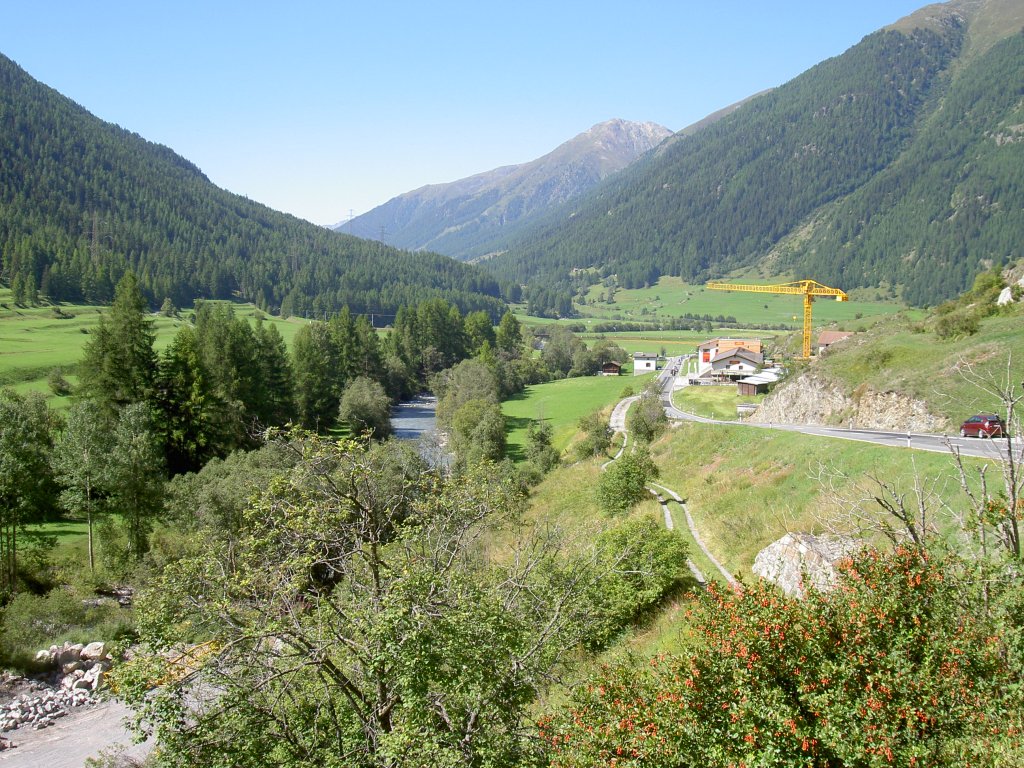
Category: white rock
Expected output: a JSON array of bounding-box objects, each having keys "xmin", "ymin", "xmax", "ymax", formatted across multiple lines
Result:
[{"xmin": 80, "ymin": 641, "xmax": 107, "ymax": 661}]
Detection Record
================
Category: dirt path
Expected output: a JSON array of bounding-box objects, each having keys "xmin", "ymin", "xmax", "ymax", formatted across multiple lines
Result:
[
  {"xmin": 0, "ymin": 699, "xmax": 151, "ymax": 768},
  {"xmin": 609, "ymin": 393, "xmax": 736, "ymax": 587}
]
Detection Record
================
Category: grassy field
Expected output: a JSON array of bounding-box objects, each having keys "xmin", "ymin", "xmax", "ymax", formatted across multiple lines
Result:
[
  {"xmin": 502, "ymin": 373, "xmax": 655, "ymax": 460},
  {"xmin": 648, "ymin": 421, "xmax": 986, "ymax": 577},
  {"xmin": 578, "ymin": 329, "xmax": 734, "ymax": 357},
  {"xmin": 0, "ymin": 288, "xmax": 310, "ymax": 400},
  {"xmin": 673, "ymin": 384, "xmax": 765, "ymax": 420},
  {"xmin": 578, "ymin": 276, "xmax": 912, "ymax": 328}
]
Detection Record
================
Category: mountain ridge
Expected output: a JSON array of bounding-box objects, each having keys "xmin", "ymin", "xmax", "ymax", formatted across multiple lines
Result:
[{"xmin": 335, "ymin": 119, "xmax": 671, "ymax": 259}]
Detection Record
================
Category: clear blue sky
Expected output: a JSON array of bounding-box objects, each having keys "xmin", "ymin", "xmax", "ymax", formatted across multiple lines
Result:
[{"xmin": 2, "ymin": 1, "xmax": 929, "ymax": 226}]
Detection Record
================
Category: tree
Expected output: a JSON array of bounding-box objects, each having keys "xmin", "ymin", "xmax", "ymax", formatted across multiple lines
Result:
[
  {"xmin": 597, "ymin": 447, "xmax": 658, "ymax": 515},
  {"xmin": 495, "ymin": 311, "xmax": 523, "ymax": 357},
  {"xmin": 525, "ymin": 420, "xmax": 560, "ymax": 475},
  {"xmin": 449, "ymin": 399, "xmax": 506, "ymax": 468},
  {"xmin": 78, "ymin": 271, "xmax": 157, "ymax": 412},
  {"xmin": 292, "ymin": 321, "xmax": 340, "ymax": 430},
  {"xmin": 154, "ymin": 325, "xmax": 219, "ymax": 475},
  {"xmin": 463, "ymin": 310, "xmax": 496, "ymax": 356},
  {"xmin": 120, "ymin": 437, "xmax": 595, "ymax": 768},
  {"xmin": 252, "ymin": 319, "xmax": 296, "ymax": 428},
  {"xmin": 106, "ymin": 403, "xmax": 164, "ymax": 566},
  {"xmin": 338, "ymin": 376, "xmax": 393, "ymax": 439},
  {"xmin": 0, "ymin": 390, "xmax": 57, "ymax": 595},
  {"xmin": 433, "ymin": 358, "xmax": 499, "ymax": 430},
  {"xmin": 626, "ymin": 386, "xmax": 668, "ymax": 443},
  {"xmin": 51, "ymin": 399, "xmax": 114, "ymax": 573},
  {"xmin": 541, "ymin": 327, "xmax": 585, "ymax": 378}
]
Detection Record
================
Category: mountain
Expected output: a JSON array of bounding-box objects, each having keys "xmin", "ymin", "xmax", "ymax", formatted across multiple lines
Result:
[
  {"xmin": 483, "ymin": 0, "xmax": 1024, "ymax": 313},
  {"xmin": 335, "ymin": 119, "xmax": 672, "ymax": 260},
  {"xmin": 0, "ymin": 54, "xmax": 504, "ymax": 320}
]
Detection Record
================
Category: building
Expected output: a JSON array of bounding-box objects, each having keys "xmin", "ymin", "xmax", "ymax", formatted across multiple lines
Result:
[
  {"xmin": 817, "ymin": 330, "xmax": 853, "ymax": 353},
  {"xmin": 737, "ymin": 367, "xmax": 783, "ymax": 395},
  {"xmin": 694, "ymin": 338, "xmax": 763, "ymax": 382},
  {"xmin": 697, "ymin": 338, "xmax": 762, "ymax": 366},
  {"xmin": 633, "ymin": 352, "xmax": 659, "ymax": 374},
  {"xmin": 601, "ymin": 361, "xmax": 623, "ymax": 376},
  {"xmin": 701, "ymin": 347, "xmax": 764, "ymax": 382}
]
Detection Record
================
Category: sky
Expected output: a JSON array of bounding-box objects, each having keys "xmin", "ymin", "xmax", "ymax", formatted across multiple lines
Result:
[{"xmin": 2, "ymin": 1, "xmax": 930, "ymax": 227}]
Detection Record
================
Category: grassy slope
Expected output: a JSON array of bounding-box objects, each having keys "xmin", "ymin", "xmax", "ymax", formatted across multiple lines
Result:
[{"xmin": 812, "ymin": 309, "xmax": 1024, "ymax": 427}]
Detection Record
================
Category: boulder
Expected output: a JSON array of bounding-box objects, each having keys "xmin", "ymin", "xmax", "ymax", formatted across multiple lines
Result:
[
  {"xmin": 80, "ymin": 641, "xmax": 107, "ymax": 662},
  {"xmin": 753, "ymin": 532, "xmax": 859, "ymax": 598},
  {"xmin": 57, "ymin": 643, "xmax": 85, "ymax": 666}
]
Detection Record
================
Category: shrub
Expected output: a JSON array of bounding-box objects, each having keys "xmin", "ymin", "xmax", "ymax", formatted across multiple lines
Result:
[
  {"xmin": 935, "ymin": 310, "xmax": 980, "ymax": 339},
  {"xmin": 0, "ymin": 587, "xmax": 133, "ymax": 669},
  {"xmin": 597, "ymin": 448, "xmax": 658, "ymax": 515},
  {"xmin": 47, "ymin": 367, "xmax": 72, "ymax": 396},
  {"xmin": 585, "ymin": 517, "xmax": 688, "ymax": 648}
]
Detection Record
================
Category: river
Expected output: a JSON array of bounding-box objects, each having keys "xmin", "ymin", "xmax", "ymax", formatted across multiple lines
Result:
[{"xmin": 390, "ymin": 394, "xmax": 449, "ymax": 466}]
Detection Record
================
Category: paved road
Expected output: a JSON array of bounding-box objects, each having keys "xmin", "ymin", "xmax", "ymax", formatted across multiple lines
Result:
[{"xmin": 655, "ymin": 356, "xmax": 1020, "ymax": 462}]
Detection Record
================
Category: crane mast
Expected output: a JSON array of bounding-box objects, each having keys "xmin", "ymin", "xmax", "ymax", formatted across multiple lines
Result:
[{"xmin": 705, "ymin": 280, "xmax": 848, "ymax": 359}]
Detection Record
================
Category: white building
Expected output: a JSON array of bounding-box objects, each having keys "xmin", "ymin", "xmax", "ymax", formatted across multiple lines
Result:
[{"xmin": 633, "ymin": 352, "xmax": 659, "ymax": 374}]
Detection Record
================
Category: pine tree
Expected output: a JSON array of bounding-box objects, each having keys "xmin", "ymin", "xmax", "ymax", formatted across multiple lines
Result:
[{"xmin": 79, "ymin": 271, "xmax": 157, "ymax": 411}]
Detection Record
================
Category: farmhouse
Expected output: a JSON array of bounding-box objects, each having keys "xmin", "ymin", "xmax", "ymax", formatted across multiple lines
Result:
[
  {"xmin": 601, "ymin": 361, "xmax": 623, "ymax": 376},
  {"xmin": 633, "ymin": 352, "xmax": 659, "ymax": 374},
  {"xmin": 694, "ymin": 338, "xmax": 762, "ymax": 381}
]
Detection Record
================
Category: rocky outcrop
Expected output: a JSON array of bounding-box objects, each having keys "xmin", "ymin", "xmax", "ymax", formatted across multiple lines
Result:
[
  {"xmin": 997, "ymin": 274, "xmax": 1024, "ymax": 305},
  {"xmin": 751, "ymin": 373, "xmax": 946, "ymax": 432},
  {"xmin": 1, "ymin": 641, "xmax": 112, "ymax": 742},
  {"xmin": 752, "ymin": 533, "xmax": 859, "ymax": 597}
]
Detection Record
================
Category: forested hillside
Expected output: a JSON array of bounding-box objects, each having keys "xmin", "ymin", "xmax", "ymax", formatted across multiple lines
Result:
[
  {"xmin": 484, "ymin": 2, "xmax": 1024, "ymax": 313},
  {"xmin": 775, "ymin": 29, "xmax": 1024, "ymax": 305},
  {"xmin": 0, "ymin": 54, "xmax": 504, "ymax": 319}
]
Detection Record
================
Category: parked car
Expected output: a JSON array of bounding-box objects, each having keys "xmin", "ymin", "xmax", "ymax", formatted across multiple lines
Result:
[{"xmin": 959, "ymin": 413, "xmax": 1006, "ymax": 438}]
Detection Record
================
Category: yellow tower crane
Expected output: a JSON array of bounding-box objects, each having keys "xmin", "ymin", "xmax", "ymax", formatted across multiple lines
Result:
[{"xmin": 706, "ymin": 280, "xmax": 848, "ymax": 359}]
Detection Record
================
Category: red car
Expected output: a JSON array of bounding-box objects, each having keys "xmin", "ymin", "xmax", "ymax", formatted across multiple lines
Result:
[{"xmin": 959, "ymin": 413, "xmax": 1006, "ymax": 438}]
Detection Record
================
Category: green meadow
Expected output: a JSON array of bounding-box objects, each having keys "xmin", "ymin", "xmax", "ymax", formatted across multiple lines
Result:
[
  {"xmin": 0, "ymin": 288, "xmax": 310, "ymax": 401},
  {"xmin": 579, "ymin": 276, "xmax": 910, "ymax": 327},
  {"xmin": 502, "ymin": 372, "xmax": 656, "ymax": 460}
]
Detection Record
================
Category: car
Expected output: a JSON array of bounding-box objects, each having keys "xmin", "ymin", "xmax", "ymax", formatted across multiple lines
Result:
[{"xmin": 959, "ymin": 413, "xmax": 1006, "ymax": 438}]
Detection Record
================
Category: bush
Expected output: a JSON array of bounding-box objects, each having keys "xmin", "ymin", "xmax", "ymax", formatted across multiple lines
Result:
[
  {"xmin": 585, "ymin": 517, "xmax": 688, "ymax": 648},
  {"xmin": 597, "ymin": 448, "xmax": 658, "ymax": 514},
  {"xmin": 0, "ymin": 587, "xmax": 133, "ymax": 669},
  {"xmin": 575, "ymin": 412, "xmax": 611, "ymax": 460},
  {"xmin": 935, "ymin": 310, "xmax": 980, "ymax": 339},
  {"xmin": 47, "ymin": 367, "xmax": 72, "ymax": 396}
]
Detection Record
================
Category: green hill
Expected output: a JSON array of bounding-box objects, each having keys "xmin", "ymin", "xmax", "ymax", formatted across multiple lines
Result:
[
  {"xmin": 484, "ymin": 0, "xmax": 1024, "ymax": 314},
  {"xmin": 0, "ymin": 54, "xmax": 504, "ymax": 319}
]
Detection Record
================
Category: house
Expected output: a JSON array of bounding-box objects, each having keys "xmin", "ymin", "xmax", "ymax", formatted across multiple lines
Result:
[
  {"xmin": 633, "ymin": 352, "xmax": 659, "ymax": 374},
  {"xmin": 601, "ymin": 361, "xmax": 623, "ymax": 376},
  {"xmin": 701, "ymin": 347, "xmax": 764, "ymax": 382},
  {"xmin": 817, "ymin": 330, "xmax": 853, "ymax": 353},
  {"xmin": 695, "ymin": 338, "xmax": 762, "ymax": 378}
]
